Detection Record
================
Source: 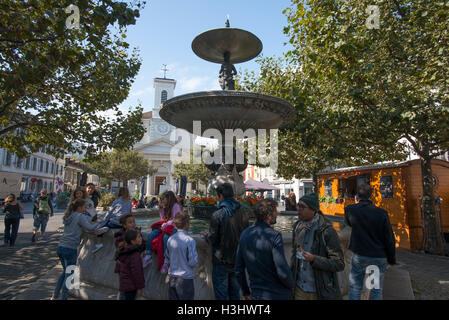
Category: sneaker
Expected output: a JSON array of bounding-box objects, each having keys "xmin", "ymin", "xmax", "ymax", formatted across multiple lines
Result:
[
  {"xmin": 142, "ymin": 255, "xmax": 152, "ymax": 268},
  {"xmin": 96, "ymin": 227, "xmax": 109, "ymax": 236},
  {"xmin": 31, "ymin": 233, "xmax": 36, "ymax": 242},
  {"xmin": 92, "ymin": 243, "xmax": 104, "ymax": 253},
  {"xmin": 160, "ymin": 264, "xmax": 168, "ymax": 274}
]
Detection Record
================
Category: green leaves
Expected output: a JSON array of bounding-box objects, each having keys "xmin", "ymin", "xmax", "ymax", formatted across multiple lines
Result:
[
  {"xmin": 0, "ymin": 0, "xmax": 146, "ymax": 159},
  {"xmin": 238, "ymin": 0, "xmax": 449, "ymax": 181},
  {"xmin": 173, "ymin": 161, "xmax": 210, "ymax": 186},
  {"xmin": 86, "ymin": 149, "xmax": 152, "ymax": 183}
]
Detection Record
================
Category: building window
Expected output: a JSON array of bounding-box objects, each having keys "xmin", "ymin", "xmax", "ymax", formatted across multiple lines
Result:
[
  {"xmin": 380, "ymin": 175, "xmax": 394, "ymax": 199},
  {"xmin": 56, "ymin": 164, "xmax": 59, "ymax": 176},
  {"xmin": 45, "ymin": 161, "xmax": 49, "ymax": 173},
  {"xmin": 50, "ymin": 182, "xmax": 53, "ymax": 192},
  {"xmin": 32, "ymin": 158, "xmax": 37, "ymax": 171},
  {"xmin": 39, "ymin": 159, "xmax": 44, "ymax": 172},
  {"xmin": 16, "ymin": 156, "xmax": 22, "ymax": 168},
  {"xmin": 325, "ymin": 180, "xmax": 333, "ymax": 197},
  {"xmin": 161, "ymin": 90, "xmax": 168, "ymax": 103},
  {"xmin": 60, "ymin": 165, "xmax": 63, "ymax": 175},
  {"xmin": 51, "ymin": 163, "xmax": 54, "ymax": 174},
  {"xmin": 4, "ymin": 151, "xmax": 11, "ymax": 166},
  {"xmin": 25, "ymin": 158, "xmax": 30, "ymax": 170},
  {"xmin": 304, "ymin": 182, "xmax": 314, "ymax": 196}
]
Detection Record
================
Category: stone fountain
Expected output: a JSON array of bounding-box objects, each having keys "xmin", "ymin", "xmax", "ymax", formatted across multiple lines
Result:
[
  {"xmin": 160, "ymin": 19, "xmax": 296, "ymax": 196},
  {"xmin": 68, "ymin": 21, "xmax": 355, "ymax": 301}
]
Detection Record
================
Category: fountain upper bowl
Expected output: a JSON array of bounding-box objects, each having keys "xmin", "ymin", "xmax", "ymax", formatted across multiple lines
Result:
[{"xmin": 159, "ymin": 90, "xmax": 296, "ymax": 134}]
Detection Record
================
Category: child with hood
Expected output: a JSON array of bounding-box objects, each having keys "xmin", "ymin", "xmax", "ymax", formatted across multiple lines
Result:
[{"xmin": 115, "ymin": 229, "xmax": 146, "ymax": 300}]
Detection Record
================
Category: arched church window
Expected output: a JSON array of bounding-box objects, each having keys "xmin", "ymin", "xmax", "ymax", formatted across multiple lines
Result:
[{"xmin": 161, "ymin": 90, "xmax": 168, "ymax": 103}]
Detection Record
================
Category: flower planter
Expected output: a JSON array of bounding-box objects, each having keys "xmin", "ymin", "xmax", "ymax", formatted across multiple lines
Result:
[
  {"xmin": 187, "ymin": 205, "xmax": 217, "ymax": 219},
  {"xmin": 56, "ymin": 200, "xmax": 69, "ymax": 209}
]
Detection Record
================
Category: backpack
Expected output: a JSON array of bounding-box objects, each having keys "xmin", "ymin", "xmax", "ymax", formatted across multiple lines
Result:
[{"xmin": 38, "ymin": 197, "xmax": 51, "ymax": 215}]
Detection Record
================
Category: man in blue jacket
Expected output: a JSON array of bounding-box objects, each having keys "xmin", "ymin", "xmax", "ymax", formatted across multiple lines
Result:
[{"xmin": 235, "ymin": 198, "xmax": 294, "ymax": 300}]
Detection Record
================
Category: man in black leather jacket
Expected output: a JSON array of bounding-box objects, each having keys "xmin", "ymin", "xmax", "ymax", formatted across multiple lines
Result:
[{"xmin": 200, "ymin": 183, "xmax": 249, "ymax": 300}]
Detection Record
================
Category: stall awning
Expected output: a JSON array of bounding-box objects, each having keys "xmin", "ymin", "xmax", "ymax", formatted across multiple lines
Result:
[{"xmin": 244, "ymin": 178, "xmax": 279, "ymax": 191}]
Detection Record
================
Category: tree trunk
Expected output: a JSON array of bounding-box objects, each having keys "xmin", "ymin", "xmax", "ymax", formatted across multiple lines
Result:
[
  {"xmin": 420, "ymin": 157, "xmax": 445, "ymax": 255},
  {"xmin": 312, "ymin": 172, "xmax": 318, "ymax": 194}
]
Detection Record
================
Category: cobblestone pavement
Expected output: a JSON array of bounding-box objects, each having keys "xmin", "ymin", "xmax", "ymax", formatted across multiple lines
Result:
[
  {"xmin": 2, "ymin": 209, "xmax": 449, "ymax": 300},
  {"xmin": 0, "ymin": 212, "xmax": 64, "ymax": 300},
  {"xmin": 396, "ymin": 248, "xmax": 449, "ymax": 300}
]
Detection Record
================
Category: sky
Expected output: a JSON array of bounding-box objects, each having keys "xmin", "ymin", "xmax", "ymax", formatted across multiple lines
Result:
[{"xmin": 118, "ymin": 0, "xmax": 294, "ymax": 113}]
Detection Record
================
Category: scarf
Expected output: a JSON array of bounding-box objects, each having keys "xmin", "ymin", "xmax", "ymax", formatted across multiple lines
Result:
[{"xmin": 296, "ymin": 213, "xmax": 320, "ymax": 248}]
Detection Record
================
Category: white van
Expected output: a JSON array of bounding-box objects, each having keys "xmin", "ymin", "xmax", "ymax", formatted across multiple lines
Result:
[{"xmin": 0, "ymin": 172, "xmax": 22, "ymax": 205}]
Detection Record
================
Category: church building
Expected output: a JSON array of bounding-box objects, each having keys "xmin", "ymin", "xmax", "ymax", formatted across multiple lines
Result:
[{"xmin": 131, "ymin": 76, "xmax": 177, "ymax": 197}]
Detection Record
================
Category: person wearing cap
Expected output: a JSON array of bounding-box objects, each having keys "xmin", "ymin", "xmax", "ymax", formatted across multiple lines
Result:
[{"xmin": 290, "ymin": 193, "xmax": 345, "ymax": 300}]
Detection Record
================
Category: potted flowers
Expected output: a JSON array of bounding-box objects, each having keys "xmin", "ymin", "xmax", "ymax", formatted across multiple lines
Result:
[
  {"xmin": 186, "ymin": 197, "xmax": 218, "ymax": 219},
  {"xmin": 55, "ymin": 191, "xmax": 70, "ymax": 209},
  {"xmin": 237, "ymin": 196, "xmax": 263, "ymax": 208}
]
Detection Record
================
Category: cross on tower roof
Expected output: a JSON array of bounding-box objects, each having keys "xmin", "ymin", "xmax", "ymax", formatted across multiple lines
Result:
[{"xmin": 161, "ymin": 64, "xmax": 169, "ymax": 78}]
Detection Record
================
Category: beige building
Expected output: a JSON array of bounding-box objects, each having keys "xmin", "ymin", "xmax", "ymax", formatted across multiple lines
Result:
[{"xmin": 0, "ymin": 147, "xmax": 65, "ymax": 198}]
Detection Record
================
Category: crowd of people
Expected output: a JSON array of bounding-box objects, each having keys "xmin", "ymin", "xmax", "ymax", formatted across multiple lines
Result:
[
  {"xmin": 52, "ymin": 186, "xmax": 193, "ymax": 300},
  {"xmin": 2, "ymin": 181, "xmax": 396, "ymax": 301},
  {"xmin": 130, "ymin": 195, "xmax": 188, "ymax": 210}
]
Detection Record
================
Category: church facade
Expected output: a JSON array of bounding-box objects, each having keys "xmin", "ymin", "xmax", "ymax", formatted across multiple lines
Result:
[{"xmin": 131, "ymin": 77, "xmax": 178, "ymax": 197}]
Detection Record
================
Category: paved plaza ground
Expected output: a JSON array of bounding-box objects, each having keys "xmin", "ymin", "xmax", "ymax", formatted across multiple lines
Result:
[
  {"xmin": 1, "ymin": 208, "xmax": 449, "ymax": 300},
  {"xmin": 0, "ymin": 209, "xmax": 64, "ymax": 300}
]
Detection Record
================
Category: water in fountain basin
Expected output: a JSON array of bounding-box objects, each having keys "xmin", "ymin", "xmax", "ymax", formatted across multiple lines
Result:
[{"xmin": 134, "ymin": 213, "xmax": 345, "ymax": 234}]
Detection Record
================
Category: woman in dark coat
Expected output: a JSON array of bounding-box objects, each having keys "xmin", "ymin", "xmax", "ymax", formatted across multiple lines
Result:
[{"xmin": 3, "ymin": 194, "xmax": 24, "ymax": 246}]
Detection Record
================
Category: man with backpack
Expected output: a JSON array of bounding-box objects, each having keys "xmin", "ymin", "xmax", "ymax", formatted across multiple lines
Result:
[{"xmin": 32, "ymin": 189, "xmax": 54, "ymax": 242}]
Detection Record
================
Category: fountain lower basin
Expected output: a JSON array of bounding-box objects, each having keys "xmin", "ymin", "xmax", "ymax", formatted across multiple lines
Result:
[{"xmin": 69, "ymin": 209, "xmax": 350, "ymax": 300}]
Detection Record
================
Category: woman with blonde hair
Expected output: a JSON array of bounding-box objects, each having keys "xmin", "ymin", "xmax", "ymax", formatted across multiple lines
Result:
[
  {"xmin": 51, "ymin": 199, "xmax": 99, "ymax": 300},
  {"xmin": 2, "ymin": 194, "xmax": 24, "ymax": 247}
]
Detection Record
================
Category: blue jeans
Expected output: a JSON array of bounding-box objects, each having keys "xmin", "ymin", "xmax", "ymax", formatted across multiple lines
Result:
[
  {"xmin": 349, "ymin": 253, "xmax": 388, "ymax": 300},
  {"xmin": 54, "ymin": 246, "xmax": 78, "ymax": 300},
  {"xmin": 212, "ymin": 264, "xmax": 241, "ymax": 300},
  {"xmin": 33, "ymin": 213, "xmax": 49, "ymax": 233},
  {"xmin": 119, "ymin": 290, "xmax": 137, "ymax": 300},
  {"xmin": 98, "ymin": 219, "xmax": 122, "ymax": 229},
  {"xmin": 169, "ymin": 276, "xmax": 195, "ymax": 300},
  {"xmin": 97, "ymin": 220, "xmax": 122, "ymax": 239},
  {"xmin": 146, "ymin": 228, "xmax": 177, "ymax": 255}
]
